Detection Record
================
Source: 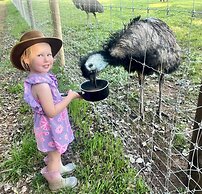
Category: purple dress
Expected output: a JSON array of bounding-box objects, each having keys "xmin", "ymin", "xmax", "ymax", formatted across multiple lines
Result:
[{"xmin": 24, "ymin": 73, "xmax": 74, "ymax": 154}]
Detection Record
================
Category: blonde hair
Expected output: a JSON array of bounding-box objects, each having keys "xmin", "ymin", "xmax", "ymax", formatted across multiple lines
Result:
[{"xmin": 20, "ymin": 47, "xmax": 32, "ymax": 71}]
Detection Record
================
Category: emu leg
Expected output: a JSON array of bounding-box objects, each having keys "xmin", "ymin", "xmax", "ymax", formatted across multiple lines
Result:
[
  {"xmin": 86, "ymin": 12, "xmax": 90, "ymax": 26},
  {"xmin": 138, "ymin": 73, "xmax": 145, "ymax": 120},
  {"xmin": 93, "ymin": 13, "xmax": 98, "ymax": 25},
  {"xmin": 157, "ymin": 73, "xmax": 164, "ymax": 119}
]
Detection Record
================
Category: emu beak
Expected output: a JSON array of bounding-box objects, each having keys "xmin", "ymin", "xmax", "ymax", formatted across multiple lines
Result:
[{"xmin": 89, "ymin": 70, "xmax": 97, "ymax": 88}]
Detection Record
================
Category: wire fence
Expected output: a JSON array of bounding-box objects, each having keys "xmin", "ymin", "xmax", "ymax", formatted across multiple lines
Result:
[{"xmin": 11, "ymin": 0, "xmax": 202, "ymax": 193}]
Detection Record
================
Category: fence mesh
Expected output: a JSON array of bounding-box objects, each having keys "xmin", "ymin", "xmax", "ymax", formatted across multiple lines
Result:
[{"xmin": 11, "ymin": 0, "xmax": 202, "ymax": 193}]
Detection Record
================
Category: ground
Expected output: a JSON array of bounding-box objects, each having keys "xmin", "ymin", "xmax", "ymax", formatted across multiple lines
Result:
[
  {"xmin": 0, "ymin": 2, "xmax": 29, "ymax": 193},
  {"xmin": 0, "ymin": 1, "xmax": 9, "ymax": 161}
]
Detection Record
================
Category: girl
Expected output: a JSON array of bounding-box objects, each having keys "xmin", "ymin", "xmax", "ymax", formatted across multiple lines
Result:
[{"xmin": 10, "ymin": 30, "xmax": 81, "ymax": 191}]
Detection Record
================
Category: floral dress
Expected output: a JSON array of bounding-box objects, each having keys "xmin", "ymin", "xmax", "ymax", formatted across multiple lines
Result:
[{"xmin": 24, "ymin": 73, "xmax": 74, "ymax": 154}]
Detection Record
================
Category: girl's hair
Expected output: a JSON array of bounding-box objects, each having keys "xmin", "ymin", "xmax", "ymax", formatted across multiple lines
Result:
[{"xmin": 20, "ymin": 48, "xmax": 32, "ymax": 71}]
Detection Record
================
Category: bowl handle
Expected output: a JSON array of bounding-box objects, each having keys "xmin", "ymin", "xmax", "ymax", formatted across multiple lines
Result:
[{"xmin": 60, "ymin": 91, "xmax": 84, "ymax": 97}]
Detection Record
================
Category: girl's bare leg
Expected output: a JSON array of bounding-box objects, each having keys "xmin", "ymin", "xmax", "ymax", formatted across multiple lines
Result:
[
  {"xmin": 47, "ymin": 150, "xmax": 61, "ymax": 172},
  {"xmin": 44, "ymin": 154, "xmax": 76, "ymax": 174}
]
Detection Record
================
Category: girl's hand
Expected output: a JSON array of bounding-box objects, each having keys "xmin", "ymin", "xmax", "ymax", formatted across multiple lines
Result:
[{"xmin": 67, "ymin": 89, "xmax": 82, "ymax": 100}]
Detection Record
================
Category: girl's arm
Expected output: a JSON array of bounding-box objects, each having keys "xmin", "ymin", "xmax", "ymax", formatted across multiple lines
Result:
[{"xmin": 32, "ymin": 83, "xmax": 80, "ymax": 118}]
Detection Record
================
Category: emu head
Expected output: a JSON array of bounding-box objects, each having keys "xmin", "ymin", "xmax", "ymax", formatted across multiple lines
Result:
[{"xmin": 80, "ymin": 52, "xmax": 108, "ymax": 82}]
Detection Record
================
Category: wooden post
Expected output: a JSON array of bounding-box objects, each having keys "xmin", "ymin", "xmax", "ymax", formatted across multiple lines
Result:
[
  {"xmin": 49, "ymin": 0, "xmax": 65, "ymax": 66},
  {"xmin": 187, "ymin": 81, "xmax": 202, "ymax": 192},
  {"xmin": 19, "ymin": 0, "xmax": 26, "ymax": 18},
  {"xmin": 26, "ymin": 0, "xmax": 35, "ymax": 28}
]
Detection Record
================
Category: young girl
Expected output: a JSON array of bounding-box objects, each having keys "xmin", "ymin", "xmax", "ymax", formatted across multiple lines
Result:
[{"xmin": 10, "ymin": 30, "xmax": 81, "ymax": 191}]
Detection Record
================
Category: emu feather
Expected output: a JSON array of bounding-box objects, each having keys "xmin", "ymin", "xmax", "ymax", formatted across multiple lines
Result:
[
  {"xmin": 72, "ymin": 0, "xmax": 104, "ymax": 25},
  {"xmin": 80, "ymin": 16, "xmax": 181, "ymax": 120}
]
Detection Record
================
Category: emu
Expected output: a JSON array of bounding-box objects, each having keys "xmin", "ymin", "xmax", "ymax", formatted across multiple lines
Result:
[
  {"xmin": 72, "ymin": 0, "xmax": 104, "ymax": 25},
  {"xmin": 80, "ymin": 16, "xmax": 181, "ymax": 120}
]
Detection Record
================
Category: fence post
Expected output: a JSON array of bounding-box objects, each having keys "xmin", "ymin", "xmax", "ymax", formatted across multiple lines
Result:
[
  {"xmin": 187, "ymin": 81, "xmax": 202, "ymax": 191},
  {"xmin": 19, "ymin": 0, "xmax": 26, "ymax": 19},
  {"xmin": 26, "ymin": 0, "xmax": 35, "ymax": 28},
  {"xmin": 49, "ymin": 0, "xmax": 65, "ymax": 66}
]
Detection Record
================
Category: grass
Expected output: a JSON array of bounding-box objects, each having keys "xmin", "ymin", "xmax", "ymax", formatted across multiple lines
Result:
[
  {"xmin": 1, "ymin": 0, "xmax": 201, "ymax": 193},
  {"xmin": 75, "ymin": 134, "xmax": 135, "ymax": 193},
  {"xmin": 7, "ymin": 82, "xmax": 23, "ymax": 94},
  {"xmin": 1, "ymin": 133, "xmax": 42, "ymax": 183}
]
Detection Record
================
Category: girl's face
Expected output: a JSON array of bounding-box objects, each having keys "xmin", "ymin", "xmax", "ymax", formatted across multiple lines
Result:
[{"xmin": 25, "ymin": 42, "xmax": 54, "ymax": 74}]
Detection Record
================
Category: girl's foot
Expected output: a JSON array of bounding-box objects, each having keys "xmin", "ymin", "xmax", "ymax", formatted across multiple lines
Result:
[
  {"xmin": 60, "ymin": 163, "xmax": 76, "ymax": 175},
  {"xmin": 41, "ymin": 167, "xmax": 77, "ymax": 191},
  {"xmin": 44, "ymin": 156, "xmax": 76, "ymax": 175},
  {"xmin": 49, "ymin": 176, "xmax": 77, "ymax": 191}
]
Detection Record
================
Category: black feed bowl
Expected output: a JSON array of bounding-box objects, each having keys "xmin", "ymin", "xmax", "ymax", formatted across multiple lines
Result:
[{"xmin": 80, "ymin": 79, "xmax": 109, "ymax": 102}]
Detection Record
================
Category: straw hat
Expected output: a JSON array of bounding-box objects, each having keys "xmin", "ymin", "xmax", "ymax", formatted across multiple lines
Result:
[{"xmin": 10, "ymin": 30, "xmax": 62, "ymax": 71}]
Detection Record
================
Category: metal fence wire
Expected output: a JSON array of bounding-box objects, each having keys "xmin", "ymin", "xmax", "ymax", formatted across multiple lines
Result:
[{"xmin": 11, "ymin": 0, "xmax": 202, "ymax": 193}]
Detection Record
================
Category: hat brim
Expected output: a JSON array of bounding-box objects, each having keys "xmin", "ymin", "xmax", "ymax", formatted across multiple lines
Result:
[{"xmin": 10, "ymin": 37, "xmax": 62, "ymax": 71}]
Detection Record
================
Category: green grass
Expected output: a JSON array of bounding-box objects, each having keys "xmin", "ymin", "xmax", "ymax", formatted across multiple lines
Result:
[
  {"xmin": 0, "ymin": 133, "xmax": 43, "ymax": 182},
  {"xmin": 72, "ymin": 132, "xmax": 138, "ymax": 193},
  {"xmin": 1, "ymin": 0, "xmax": 202, "ymax": 193},
  {"xmin": 7, "ymin": 82, "xmax": 23, "ymax": 94}
]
